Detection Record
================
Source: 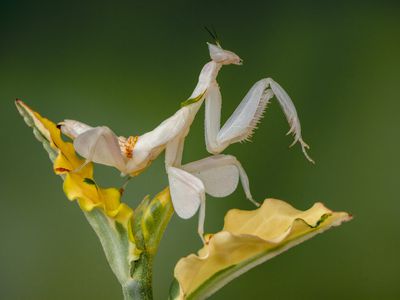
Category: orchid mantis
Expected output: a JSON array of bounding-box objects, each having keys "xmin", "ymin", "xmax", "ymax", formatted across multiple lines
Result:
[{"xmin": 59, "ymin": 42, "xmax": 313, "ymax": 242}]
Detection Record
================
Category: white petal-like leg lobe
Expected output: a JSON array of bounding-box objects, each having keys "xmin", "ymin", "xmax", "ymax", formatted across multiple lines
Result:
[
  {"xmin": 216, "ymin": 79, "xmax": 274, "ymax": 147},
  {"xmin": 183, "ymin": 154, "xmax": 258, "ymax": 206},
  {"xmin": 183, "ymin": 155, "xmax": 239, "ymax": 198},
  {"xmin": 73, "ymin": 126, "xmax": 126, "ymax": 172},
  {"xmin": 167, "ymin": 166, "xmax": 205, "ymax": 219},
  {"xmin": 193, "ymin": 164, "xmax": 239, "ymax": 198}
]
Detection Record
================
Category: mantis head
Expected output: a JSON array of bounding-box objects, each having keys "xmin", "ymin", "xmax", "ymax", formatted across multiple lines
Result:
[{"xmin": 207, "ymin": 43, "xmax": 243, "ymax": 65}]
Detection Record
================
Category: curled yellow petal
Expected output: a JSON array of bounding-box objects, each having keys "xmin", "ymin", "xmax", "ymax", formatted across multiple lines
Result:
[
  {"xmin": 171, "ymin": 199, "xmax": 352, "ymax": 300},
  {"xmin": 16, "ymin": 100, "xmax": 85, "ymax": 174},
  {"xmin": 64, "ymin": 173, "xmax": 102, "ymax": 211}
]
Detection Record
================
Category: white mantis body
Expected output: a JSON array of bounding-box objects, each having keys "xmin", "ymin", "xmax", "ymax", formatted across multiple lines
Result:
[{"xmin": 60, "ymin": 42, "xmax": 313, "ymax": 242}]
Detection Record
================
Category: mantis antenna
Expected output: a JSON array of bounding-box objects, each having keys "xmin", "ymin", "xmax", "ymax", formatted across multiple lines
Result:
[{"xmin": 204, "ymin": 26, "xmax": 221, "ymax": 47}]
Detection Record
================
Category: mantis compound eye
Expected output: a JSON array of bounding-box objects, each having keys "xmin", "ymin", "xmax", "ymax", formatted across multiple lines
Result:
[{"xmin": 207, "ymin": 43, "xmax": 243, "ymax": 65}]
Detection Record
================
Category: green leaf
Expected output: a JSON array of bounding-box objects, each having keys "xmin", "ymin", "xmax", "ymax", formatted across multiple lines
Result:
[
  {"xmin": 170, "ymin": 199, "xmax": 352, "ymax": 300},
  {"xmin": 134, "ymin": 188, "xmax": 174, "ymax": 254}
]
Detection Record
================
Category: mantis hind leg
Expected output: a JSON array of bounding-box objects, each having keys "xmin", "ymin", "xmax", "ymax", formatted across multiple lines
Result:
[
  {"xmin": 183, "ymin": 154, "xmax": 259, "ymax": 207},
  {"xmin": 167, "ymin": 166, "xmax": 206, "ymax": 242},
  {"xmin": 165, "ymin": 136, "xmax": 209, "ymax": 242}
]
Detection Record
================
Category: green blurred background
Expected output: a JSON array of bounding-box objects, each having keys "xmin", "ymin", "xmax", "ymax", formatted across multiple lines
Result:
[{"xmin": 1, "ymin": 0, "xmax": 399, "ymax": 299}]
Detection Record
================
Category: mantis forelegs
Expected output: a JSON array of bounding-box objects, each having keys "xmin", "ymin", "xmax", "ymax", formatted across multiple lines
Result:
[{"xmin": 205, "ymin": 78, "xmax": 314, "ymax": 163}]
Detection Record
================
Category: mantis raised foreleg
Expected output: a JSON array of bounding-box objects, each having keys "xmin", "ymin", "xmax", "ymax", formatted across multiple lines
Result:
[{"xmin": 203, "ymin": 77, "xmax": 314, "ymax": 162}]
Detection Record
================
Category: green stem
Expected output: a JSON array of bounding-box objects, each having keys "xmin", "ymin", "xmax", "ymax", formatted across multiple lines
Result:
[
  {"xmin": 86, "ymin": 209, "xmax": 154, "ymax": 299},
  {"xmin": 122, "ymin": 280, "xmax": 152, "ymax": 300},
  {"xmin": 123, "ymin": 252, "xmax": 154, "ymax": 300},
  {"xmin": 85, "ymin": 188, "xmax": 173, "ymax": 300},
  {"xmin": 84, "ymin": 209, "xmax": 131, "ymax": 284}
]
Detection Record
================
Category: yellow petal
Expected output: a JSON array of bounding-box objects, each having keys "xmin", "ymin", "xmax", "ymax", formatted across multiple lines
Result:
[
  {"xmin": 172, "ymin": 199, "xmax": 352, "ymax": 300},
  {"xmin": 64, "ymin": 173, "xmax": 103, "ymax": 210},
  {"xmin": 109, "ymin": 203, "xmax": 133, "ymax": 226},
  {"xmin": 16, "ymin": 100, "xmax": 89, "ymax": 175},
  {"xmin": 16, "ymin": 100, "xmax": 135, "ymax": 232}
]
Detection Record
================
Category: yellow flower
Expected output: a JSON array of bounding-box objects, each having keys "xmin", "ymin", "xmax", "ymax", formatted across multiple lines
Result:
[{"xmin": 16, "ymin": 100, "xmax": 134, "ymax": 239}]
